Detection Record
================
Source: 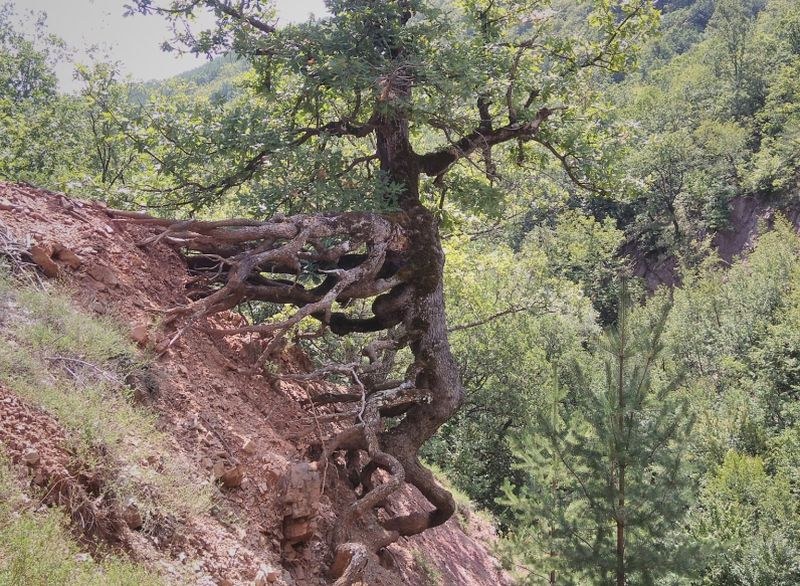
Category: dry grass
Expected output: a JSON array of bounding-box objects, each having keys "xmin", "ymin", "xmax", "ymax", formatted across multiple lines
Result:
[
  {"xmin": 0, "ymin": 267, "xmax": 214, "ymax": 534},
  {"xmin": 0, "ymin": 454, "xmax": 163, "ymax": 586},
  {"xmin": 412, "ymin": 548, "xmax": 444, "ymax": 586}
]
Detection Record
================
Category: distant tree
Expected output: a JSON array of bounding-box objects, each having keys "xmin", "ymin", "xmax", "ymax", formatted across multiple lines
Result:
[
  {"xmin": 0, "ymin": 2, "xmax": 65, "ymax": 182},
  {"xmin": 0, "ymin": 2, "xmax": 60, "ymax": 104},
  {"xmin": 74, "ymin": 63, "xmax": 141, "ymax": 192},
  {"xmin": 500, "ymin": 292, "xmax": 696, "ymax": 585},
  {"xmin": 708, "ymin": 0, "xmax": 766, "ymax": 117},
  {"xmin": 693, "ymin": 450, "xmax": 800, "ymax": 586},
  {"xmin": 662, "ymin": 220, "xmax": 800, "ymax": 584}
]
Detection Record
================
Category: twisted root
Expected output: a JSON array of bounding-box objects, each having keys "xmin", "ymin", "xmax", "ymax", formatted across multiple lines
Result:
[{"xmin": 111, "ymin": 208, "xmax": 464, "ymax": 584}]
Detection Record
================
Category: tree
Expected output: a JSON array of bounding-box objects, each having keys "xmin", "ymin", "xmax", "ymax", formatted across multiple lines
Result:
[
  {"xmin": 693, "ymin": 450, "xmax": 800, "ymax": 586},
  {"xmin": 0, "ymin": 3, "xmax": 128, "ymax": 194},
  {"xmin": 0, "ymin": 2, "xmax": 74, "ymax": 185},
  {"xmin": 118, "ymin": 1, "xmax": 658, "ymax": 581},
  {"xmin": 708, "ymin": 0, "xmax": 766, "ymax": 118},
  {"xmin": 501, "ymin": 293, "xmax": 695, "ymax": 585},
  {"xmin": 0, "ymin": 2, "xmax": 60, "ymax": 104}
]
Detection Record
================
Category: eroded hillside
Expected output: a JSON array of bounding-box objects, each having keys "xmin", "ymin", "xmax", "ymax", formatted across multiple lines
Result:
[{"xmin": 0, "ymin": 182, "xmax": 510, "ymax": 585}]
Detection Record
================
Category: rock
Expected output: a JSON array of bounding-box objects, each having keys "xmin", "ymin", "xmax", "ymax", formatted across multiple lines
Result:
[
  {"xmin": 221, "ymin": 466, "xmax": 244, "ymax": 488},
  {"xmin": 32, "ymin": 469, "xmax": 47, "ymax": 486},
  {"xmin": 213, "ymin": 460, "xmax": 244, "ymax": 488},
  {"xmin": 254, "ymin": 564, "xmax": 281, "ymax": 586},
  {"xmin": 154, "ymin": 338, "xmax": 171, "ymax": 354},
  {"xmin": 52, "ymin": 244, "xmax": 82, "ymax": 269},
  {"xmin": 253, "ymin": 564, "xmax": 282, "ymax": 585},
  {"xmin": 29, "ymin": 245, "xmax": 60, "ymax": 278},
  {"xmin": 122, "ymin": 502, "xmax": 144, "ymax": 530},
  {"xmin": 86, "ymin": 263, "xmax": 120, "ymax": 287},
  {"xmin": 22, "ymin": 448, "xmax": 40, "ymax": 466},
  {"xmin": 241, "ymin": 437, "xmax": 257, "ymax": 455},
  {"xmin": 280, "ymin": 462, "xmax": 321, "ymax": 519},
  {"xmin": 254, "ymin": 567, "xmax": 271, "ymax": 586},
  {"xmin": 130, "ymin": 324, "xmax": 149, "ymax": 346},
  {"xmin": 278, "ymin": 463, "xmax": 321, "ymax": 546},
  {"xmin": 283, "ymin": 519, "xmax": 312, "ymax": 544}
]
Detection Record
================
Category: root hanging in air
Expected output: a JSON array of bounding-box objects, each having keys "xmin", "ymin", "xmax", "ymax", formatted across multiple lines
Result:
[{"xmin": 112, "ymin": 207, "xmax": 465, "ymax": 583}]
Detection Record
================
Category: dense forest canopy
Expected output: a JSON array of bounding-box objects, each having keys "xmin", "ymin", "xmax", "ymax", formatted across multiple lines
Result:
[{"xmin": 1, "ymin": 0, "xmax": 800, "ymax": 584}]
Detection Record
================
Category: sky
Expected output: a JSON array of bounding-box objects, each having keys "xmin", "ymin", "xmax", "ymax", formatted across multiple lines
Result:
[{"xmin": 16, "ymin": 0, "xmax": 328, "ymax": 91}]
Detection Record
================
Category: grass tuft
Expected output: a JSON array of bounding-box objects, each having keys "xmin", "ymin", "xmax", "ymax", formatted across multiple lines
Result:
[
  {"xmin": 0, "ymin": 455, "xmax": 163, "ymax": 586},
  {"xmin": 0, "ymin": 268, "xmax": 213, "ymax": 534},
  {"xmin": 412, "ymin": 548, "xmax": 444, "ymax": 586}
]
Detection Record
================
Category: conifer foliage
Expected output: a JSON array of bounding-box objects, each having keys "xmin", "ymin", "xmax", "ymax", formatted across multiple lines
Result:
[{"xmin": 500, "ymin": 293, "xmax": 695, "ymax": 585}]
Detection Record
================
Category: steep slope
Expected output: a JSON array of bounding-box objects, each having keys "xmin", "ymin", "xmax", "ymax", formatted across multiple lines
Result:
[
  {"xmin": 628, "ymin": 195, "xmax": 800, "ymax": 290},
  {"xmin": 0, "ymin": 182, "xmax": 510, "ymax": 585}
]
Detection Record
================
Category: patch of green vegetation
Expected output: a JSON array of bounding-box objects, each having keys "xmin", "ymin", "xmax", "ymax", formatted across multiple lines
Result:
[
  {"xmin": 0, "ymin": 454, "xmax": 162, "ymax": 586},
  {"xmin": 424, "ymin": 461, "xmax": 495, "ymax": 533},
  {"xmin": 412, "ymin": 548, "xmax": 443, "ymax": 586},
  {"xmin": 0, "ymin": 268, "xmax": 213, "ymax": 531}
]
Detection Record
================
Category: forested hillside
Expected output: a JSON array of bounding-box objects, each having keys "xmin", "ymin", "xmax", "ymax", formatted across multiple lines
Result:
[{"xmin": 1, "ymin": 0, "xmax": 799, "ymax": 585}]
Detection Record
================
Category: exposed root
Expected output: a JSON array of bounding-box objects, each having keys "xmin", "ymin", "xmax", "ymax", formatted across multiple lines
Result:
[
  {"xmin": 111, "ymin": 206, "xmax": 465, "ymax": 577},
  {"xmin": 331, "ymin": 542, "xmax": 369, "ymax": 586}
]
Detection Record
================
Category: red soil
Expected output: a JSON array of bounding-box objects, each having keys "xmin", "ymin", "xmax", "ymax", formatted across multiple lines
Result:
[{"xmin": 0, "ymin": 182, "xmax": 511, "ymax": 586}]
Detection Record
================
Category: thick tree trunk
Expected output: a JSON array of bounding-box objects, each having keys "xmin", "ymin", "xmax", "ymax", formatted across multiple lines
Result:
[
  {"xmin": 382, "ymin": 210, "xmax": 465, "ymax": 534},
  {"xmin": 372, "ymin": 69, "xmax": 466, "ymax": 533}
]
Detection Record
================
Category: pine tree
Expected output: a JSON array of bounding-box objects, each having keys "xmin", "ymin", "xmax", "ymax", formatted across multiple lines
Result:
[
  {"xmin": 500, "ymin": 293, "xmax": 697, "ymax": 585},
  {"xmin": 498, "ymin": 368, "xmax": 573, "ymax": 585}
]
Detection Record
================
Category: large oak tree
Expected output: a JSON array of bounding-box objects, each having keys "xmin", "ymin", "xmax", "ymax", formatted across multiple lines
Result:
[{"xmin": 119, "ymin": 0, "xmax": 657, "ymax": 581}]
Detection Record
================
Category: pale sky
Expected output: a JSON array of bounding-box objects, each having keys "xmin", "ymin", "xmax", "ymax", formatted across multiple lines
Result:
[{"xmin": 16, "ymin": 0, "xmax": 328, "ymax": 91}]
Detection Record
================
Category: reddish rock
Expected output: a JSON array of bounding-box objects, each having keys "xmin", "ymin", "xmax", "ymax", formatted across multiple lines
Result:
[
  {"xmin": 213, "ymin": 460, "xmax": 244, "ymax": 488},
  {"xmin": 279, "ymin": 462, "xmax": 321, "ymax": 545},
  {"xmin": 29, "ymin": 244, "xmax": 60, "ymax": 278},
  {"xmin": 241, "ymin": 437, "xmax": 258, "ymax": 455},
  {"xmin": 283, "ymin": 519, "xmax": 312, "ymax": 544},
  {"xmin": 122, "ymin": 502, "xmax": 144, "ymax": 530},
  {"xmin": 87, "ymin": 263, "xmax": 120, "ymax": 287},
  {"xmin": 52, "ymin": 244, "xmax": 82, "ymax": 269},
  {"xmin": 23, "ymin": 448, "xmax": 40, "ymax": 466},
  {"xmin": 280, "ymin": 462, "xmax": 321, "ymax": 519},
  {"xmin": 130, "ymin": 324, "xmax": 149, "ymax": 346}
]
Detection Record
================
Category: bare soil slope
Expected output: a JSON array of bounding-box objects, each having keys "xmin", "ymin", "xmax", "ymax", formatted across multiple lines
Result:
[
  {"xmin": 0, "ymin": 182, "xmax": 510, "ymax": 586},
  {"xmin": 628, "ymin": 195, "xmax": 800, "ymax": 290}
]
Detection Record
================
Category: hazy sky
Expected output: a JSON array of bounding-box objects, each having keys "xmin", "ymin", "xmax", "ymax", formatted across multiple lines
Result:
[{"xmin": 17, "ymin": 0, "xmax": 328, "ymax": 90}]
